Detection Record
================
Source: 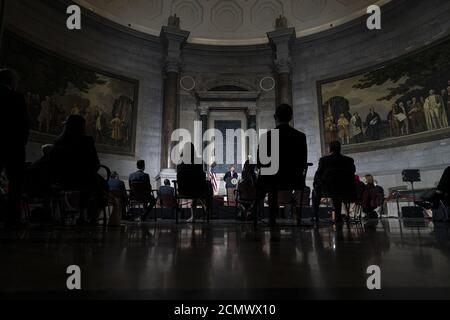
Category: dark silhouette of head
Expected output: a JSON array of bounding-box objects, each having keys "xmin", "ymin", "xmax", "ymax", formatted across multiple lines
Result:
[
  {"xmin": 111, "ymin": 171, "xmax": 119, "ymax": 179},
  {"xmin": 329, "ymin": 140, "xmax": 341, "ymax": 154},
  {"xmin": 0, "ymin": 68, "xmax": 19, "ymax": 91},
  {"xmin": 60, "ymin": 115, "xmax": 86, "ymax": 141},
  {"xmin": 164, "ymin": 179, "xmax": 171, "ymax": 186},
  {"xmin": 274, "ymin": 104, "xmax": 293, "ymax": 124},
  {"xmin": 137, "ymin": 160, "xmax": 145, "ymax": 171}
]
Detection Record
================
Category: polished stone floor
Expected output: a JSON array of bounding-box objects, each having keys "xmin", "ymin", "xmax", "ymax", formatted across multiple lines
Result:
[{"xmin": 1, "ymin": 219, "xmax": 450, "ymax": 300}]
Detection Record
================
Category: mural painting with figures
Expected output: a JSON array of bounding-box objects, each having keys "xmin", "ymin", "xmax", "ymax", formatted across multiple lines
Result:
[
  {"xmin": 2, "ymin": 32, "xmax": 139, "ymax": 155},
  {"xmin": 317, "ymin": 36, "xmax": 450, "ymax": 153}
]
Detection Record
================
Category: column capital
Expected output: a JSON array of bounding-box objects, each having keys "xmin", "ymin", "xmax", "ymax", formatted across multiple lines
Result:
[
  {"xmin": 267, "ymin": 27, "xmax": 296, "ymax": 74},
  {"xmin": 267, "ymin": 27, "xmax": 296, "ymax": 46},
  {"xmin": 247, "ymin": 105, "xmax": 257, "ymax": 116},
  {"xmin": 198, "ymin": 105, "xmax": 209, "ymax": 116},
  {"xmin": 160, "ymin": 26, "xmax": 190, "ymax": 74}
]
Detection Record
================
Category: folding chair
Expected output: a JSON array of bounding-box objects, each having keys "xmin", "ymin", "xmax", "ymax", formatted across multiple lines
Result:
[
  {"xmin": 172, "ymin": 180, "xmax": 211, "ymax": 224},
  {"xmin": 234, "ymin": 189, "xmax": 260, "ymax": 225},
  {"xmin": 129, "ymin": 181, "xmax": 158, "ymax": 222},
  {"xmin": 53, "ymin": 164, "xmax": 112, "ymax": 226},
  {"xmin": 313, "ymin": 167, "xmax": 357, "ymax": 225},
  {"xmin": 281, "ymin": 163, "xmax": 313, "ymax": 227},
  {"xmin": 159, "ymin": 192, "xmax": 177, "ymax": 219}
]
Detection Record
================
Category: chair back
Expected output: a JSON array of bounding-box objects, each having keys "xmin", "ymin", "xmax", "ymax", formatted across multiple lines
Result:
[
  {"xmin": 321, "ymin": 167, "xmax": 356, "ymax": 201},
  {"xmin": 176, "ymin": 165, "xmax": 205, "ymax": 198},
  {"xmin": 130, "ymin": 181, "xmax": 152, "ymax": 202}
]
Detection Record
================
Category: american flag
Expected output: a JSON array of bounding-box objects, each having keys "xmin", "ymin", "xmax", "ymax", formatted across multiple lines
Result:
[{"xmin": 209, "ymin": 165, "xmax": 218, "ymax": 194}]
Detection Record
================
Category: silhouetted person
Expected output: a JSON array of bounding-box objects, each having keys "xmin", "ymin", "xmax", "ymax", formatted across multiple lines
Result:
[
  {"xmin": 362, "ymin": 175, "xmax": 384, "ymax": 219},
  {"xmin": 237, "ymin": 160, "xmax": 259, "ymax": 220},
  {"xmin": 257, "ymin": 104, "xmax": 308, "ymax": 226},
  {"xmin": 224, "ymin": 165, "xmax": 238, "ymax": 204},
  {"xmin": 108, "ymin": 171, "xmax": 128, "ymax": 217},
  {"xmin": 436, "ymin": 167, "xmax": 450, "ymax": 207},
  {"xmin": 49, "ymin": 115, "xmax": 104, "ymax": 224},
  {"xmin": 224, "ymin": 165, "xmax": 238, "ymax": 185},
  {"xmin": 313, "ymin": 141, "xmax": 356, "ymax": 224},
  {"xmin": 129, "ymin": 160, "xmax": 151, "ymax": 186},
  {"xmin": 176, "ymin": 143, "xmax": 209, "ymax": 222},
  {"xmin": 354, "ymin": 175, "xmax": 366, "ymax": 203},
  {"xmin": 128, "ymin": 160, "xmax": 156, "ymax": 221},
  {"xmin": 25, "ymin": 144, "xmax": 53, "ymax": 198},
  {"xmin": 0, "ymin": 69, "xmax": 30, "ymax": 226},
  {"xmin": 159, "ymin": 179, "xmax": 174, "ymax": 197}
]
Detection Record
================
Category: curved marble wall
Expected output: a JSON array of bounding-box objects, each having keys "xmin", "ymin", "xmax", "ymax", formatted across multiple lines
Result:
[
  {"xmin": 4, "ymin": 0, "xmax": 165, "ymax": 182},
  {"xmin": 292, "ymin": 0, "xmax": 450, "ymax": 190},
  {"xmin": 3, "ymin": 0, "xmax": 450, "ymax": 191}
]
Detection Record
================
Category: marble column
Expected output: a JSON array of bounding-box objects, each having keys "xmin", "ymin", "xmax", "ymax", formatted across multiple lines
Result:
[
  {"xmin": 267, "ymin": 27, "xmax": 296, "ymax": 107},
  {"xmin": 247, "ymin": 105, "xmax": 257, "ymax": 130},
  {"xmin": 157, "ymin": 26, "xmax": 189, "ymax": 185},
  {"xmin": 247, "ymin": 105, "xmax": 257, "ymax": 161},
  {"xmin": 199, "ymin": 106, "xmax": 209, "ymax": 170}
]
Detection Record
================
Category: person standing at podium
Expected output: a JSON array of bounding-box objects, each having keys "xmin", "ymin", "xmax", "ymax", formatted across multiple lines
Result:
[{"xmin": 224, "ymin": 165, "xmax": 238, "ymax": 204}]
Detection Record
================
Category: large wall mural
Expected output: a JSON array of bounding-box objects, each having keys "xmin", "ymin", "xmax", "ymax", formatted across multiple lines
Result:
[
  {"xmin": 2, "ymin": 32, "xmax": 139, "ymax": 156},
  {"xmin": 317, "ymin": 36, "xmax": 450, "ymax": 153}
]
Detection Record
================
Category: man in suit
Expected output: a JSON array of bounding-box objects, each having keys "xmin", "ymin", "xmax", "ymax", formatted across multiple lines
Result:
[
  {"xmin": 108, "ymin": 171, "xmax": 128, "ymax": 217},
  {"xmin": 129, "ymin": 160, "xmax": 151, "ymax": 186},
  {"xmin": 159, "ymin": 179, "xmax": 175, "ymax": 196},
  {"xmin": 313, "ymin": 141, "xmax": 356, "ymax": 224},
  {"xmin": 0, "ymin": 69, "xmax": 30, "ymax": 227},
  {"xmin": 129, "ymin": 160, "xmax": 156, "ymax": 221},
  {"xmin": 258, "ymin": 104, "xmax": 308, "ymax": 226}
]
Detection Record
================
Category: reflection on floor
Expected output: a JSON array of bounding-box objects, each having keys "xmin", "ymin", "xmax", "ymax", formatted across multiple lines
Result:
[{"xmin": 1, "ymin": 219, "xmax": 450, "ymax": 300}]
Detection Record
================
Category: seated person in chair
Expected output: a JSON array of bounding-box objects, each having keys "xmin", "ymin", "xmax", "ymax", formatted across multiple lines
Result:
[
  {"xmin": 436, "ymin": 166, "xmax": 450, "ymax": 207},
  {"xmin": 313, "ymin": 140, "xmax": 356, "ymax": 224},
  {"xmin": 176, "ymin": 143, "xmax": 209, "ymax": 222},
  {"xmin": 128, "ymin": 160, "xmax": 156, "ymax": 221},
  {"xmin": 257, "ymin": 104, "xmax": 308, "ymax": 226},
  {"xmin": 108, "ymin": 171, "xmax": 128, "ymax": 216},
  {"xmin": 363, "ymin": 175, "xmax": 384, "ymax": 219},
  {"xmin": 25, "ymin": 144, "xmax": 53, "ymax": 198},
  {"xmin": 49, "ymin": 115, "xmax": 107, "ymax": 225},
  {"xmin": 159, "ymin": 179, "xmax": 175, "ymax": 197}
]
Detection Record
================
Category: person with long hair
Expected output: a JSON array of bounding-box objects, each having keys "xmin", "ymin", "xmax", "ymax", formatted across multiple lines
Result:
[{"xmin": 49, "ymin": 115, "xmax": 106, "ymax": 225}]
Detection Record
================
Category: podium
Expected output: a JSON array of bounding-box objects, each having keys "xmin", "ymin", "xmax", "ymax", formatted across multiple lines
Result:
[{"xmin": 225, "ymin": 177, "xmax": 238, "ymax": 205}]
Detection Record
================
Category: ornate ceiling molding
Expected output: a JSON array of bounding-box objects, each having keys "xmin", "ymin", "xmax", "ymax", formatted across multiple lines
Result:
[{"xmin": 74, "ymin": 0, "xmax": 391, "ymax": 46}]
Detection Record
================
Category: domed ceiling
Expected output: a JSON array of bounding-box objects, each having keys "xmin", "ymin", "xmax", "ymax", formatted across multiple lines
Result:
[{"xmin": 75, "ymin": 0, "xmax": 390, "ymax": 45}]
